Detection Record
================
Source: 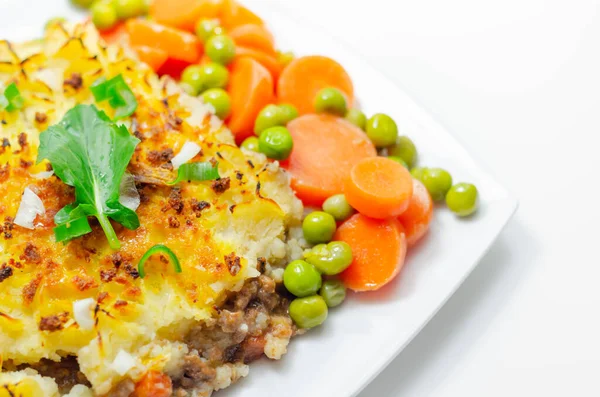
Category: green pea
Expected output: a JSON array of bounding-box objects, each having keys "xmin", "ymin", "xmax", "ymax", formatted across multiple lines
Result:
[
  {"xmin": 422, "ymin": 168, "xmax": 453, "ymax": 202},
  {"xmin": 289, "ymin": 295, "xmax": 328, "ymax": 329},
  {"xmin": 314, "ymin": 87, "xmax": 347, "ymax": 116},
  {"xmin": 198, "ymin": 63, "xmax": 230, "ymax": 90},
  {"xmin": 195, "ymin": 19, "xmax": 224, "ymax": 43},
  {"xmin": 277, "ymin": 51, "xmax": 295, "ymax": 67},
  {"xmin": 410, "ymin": 166, "xmax": 427, "ymax": 182},
  {"xmin": 283, "ymin": 260, "xmax": 323, "ymax": 298},
  {"xmin": 114, "ymin": 0, "xmax": 147, "ymax": 19},
  {"xmin": 91, "ymin": 1, "xmax": 118, "ymax": 31},
  {"xmin": 279, "ymin": 104, "xmax": 299, "ymax": 124},
  {"xmin": 322, "ymin": 194, "xmax": 354, "ymax": 221},
  {"xmin": 446, "ymin": 183, "xmax": 478, "ymax": 217},
  {"xmin": 254, "ymin": 105, "xmax": 284, "ymax": 135},
  {"xmin": 240, "ymin": 136, "xmax": 259, "ymax": 152},
  {"xmin": 320, "ymin": 280, "xmax": 346, "ymax": 308},
  {"xmin": 45, "ymin": 17, "xmax": 67, "ymax": 31},
  {"xmin": 389, "ymin": 136, "xmax": 418, "ymax": 168},
  {"xmin": 201, "ymin": 88, "xmax": 231, "ymax": 119},
  {"xmin": 366, "ymin": 113, "xmax": 398, "ymax": 148},
  {"xmin": 205, "ymin": 35, "xmax": 236, "ymax": 65},
  {"xmin": 302, "ymin": 211, "xmax": 336, "ymax": 245},
  {"xmin": 180, "ymin": 65, "xmax": 204, "ymax": 96},
  {"xmin": 345, "ymin": 108, "xmax": 367, "ymax": 130},
  {"xmin": 258, "ymin": 126, "xmax": 294, "ymax": 160},
  {"xmin": 70, "ymin": 0, "xmax": 95, "ymax": 8},
  {"xmin": 304, "ymin": 241, "xmax": 353, "ymax": 276},
  {"xmin": 388, "ymin": 156, "xmax": 409, "ymax": 169}
]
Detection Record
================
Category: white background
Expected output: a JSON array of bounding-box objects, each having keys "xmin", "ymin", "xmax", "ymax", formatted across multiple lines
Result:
[{"xmin": 271, "ymin": 0, "xmax": 600, "ymax": 396}]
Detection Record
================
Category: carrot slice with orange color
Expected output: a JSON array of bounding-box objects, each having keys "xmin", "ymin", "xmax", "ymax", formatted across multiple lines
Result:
[
  {"xmin": 222, "ymin": 0, "xmax": 264, "ymax": 29},
  {"xmin": 236, "ymin": 46, "xmax": 283, "ymax": 81},
  {"xmin": 150, "ymin": 0, "xmax": 223, "ymax": 31},
  {"xmin": 133, "ymin": 371, "xmax": 172, "ymax": 397},
  {"xmin": 281, "ymin": 114, "xmax": 376, "ymax": 206},
  {"xmin": 398, "ymin": 179, "xmax": 434, "ymax": 246},
  {"xmin": 344, "ymin": 157, "xmax": 414, "ymax": 219},
  {"xmin": 126, "ymin": 19, "xmax": 201, "ymax": 63},
  {"xmin": 230, "ymin": 24, "xmax": 276, "ymax": 54},
  {"xmin": 277, "ymin": 55, "xmax": 354, "ymax": 115},
  {"xmin": 336, "ymin": 214, "xmax": 407, "ymax": 292},
  {"xmin": 132, "ymin": 46, "xmax": 169, "ymax": 71},
  {"xmin": 226, "ymin": 57, "xmax": 275, "ymax": 143}
]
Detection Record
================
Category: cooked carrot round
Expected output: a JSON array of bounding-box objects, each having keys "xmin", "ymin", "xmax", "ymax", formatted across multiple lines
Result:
[
  {"xmin": 336, "ymin": 214, "xmax": 407, "ymax": 292},
  {"xmin": 132, "ymin": 45, "xmax": 169, "ymax": 71},
  {"xmin": 235, "ymin": 46, "xmax": 283, "ymax": 81},
  {"xmin": 344, "ymin": 157, "xmax": 414, "ymax": 219},
  {"xmin": 226, "ymin": 57, "xmax": 275, "ymax": 143},
  {"xmin": 133, "ymin": 370, "xmax": 172, "ymax": 397},
  {"xmin": 151, "ymin": 0, "xmax": 223, "ymax": 32},
  {"xmin": 398, "ymin": 179, "xmax": 434, "ymax": 246},
  {"xmin": 221, "ymin": 0, "xmax": 264, "ymax": 29},
  {"xmin": 229, "ymin": 24, "xmax": 276, "ymax": 54},
  {"xmin": 277, "ymin": 55, "xmax": 354, "ymax": 115},
  {"xmin": 126, "ymin": 19, "xmax": 201, "ymax": 63},
  {"xmin": 282, "ymin": 114, "xmax": 377, "ymax": 206}
]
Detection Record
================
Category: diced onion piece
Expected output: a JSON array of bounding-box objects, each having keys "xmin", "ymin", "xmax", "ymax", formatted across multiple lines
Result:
[
  {"xmin": 171, "ymin": 141, "xmax": 201, "ymax": 170},
  {"xmin": 73, "ymin": 298, "xmax": 96, "ymax": 331},
  {"xmin": 32, "ymin": 68, "xmax": 64, "ymax": 91},
  {"xmin": 111, "ymin": 350, "xmax": 136, "ymax": 376},
  {"xmin": 14, "ymin": 187, "xmax": 45, "ymax": 229},
  {"xmin": 30, "ymin": 170, "xmax": 54, "ymax": 179},
  {"xmin": 118, "ymin": 173, "xmax": 140, "ymax": 211}
]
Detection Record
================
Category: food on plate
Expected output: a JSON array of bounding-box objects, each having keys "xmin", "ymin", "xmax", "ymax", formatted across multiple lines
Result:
[
  {"xmin": 0, "ymin": 0, "xmax": 480, "ymax": 395},
  {"xmin": 446, "ymin": 182, "xmax": 479, "ymax": 216}
]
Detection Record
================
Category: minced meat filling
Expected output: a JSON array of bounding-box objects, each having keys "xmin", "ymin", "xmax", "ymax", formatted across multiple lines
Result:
[{"xmin": 2, "ymin": 275, "xmax": 296, "ymax": 396}]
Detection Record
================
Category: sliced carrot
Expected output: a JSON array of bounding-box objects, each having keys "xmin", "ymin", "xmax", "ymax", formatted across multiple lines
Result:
[
  {"xmin": 226, "ymin": 57, "xmax": 275, "ymax": 143},
  {"xmin": 99, "ymin": 23, "xmax": 129, "ymax": 45},
  {"xmin": 150, "ymin": 0, "xmax": 223, "ymax": 31},
  {"xmin": 133, "ymin": 371, "xmax": 172, "ymax": 397},
  {"xmin": 398, "ymin": 179, "xmax": 434, "ymax": 246},
  {"xmin": 132, "ymin": 46, "xmax": 169, "ymax": 71},
  {"xmin": 344, "ymin": 157, "xmax": 413, "ymax": 219},
  {"xmin": 336, "ymin": 214, "xmax": 407, "ymax": 292},
  {"xmin": 229, "ymin": 24, "xmax": 276, "ymax": 54},
  {"xmin": 126, "ymin": 19, "xmax": 201, "ymax": 63},
  {"xmin": 236, "ymin": 46, "xmax": 283, "ymax": 81},
  {"xmin": 281, "ymin": 114, "xmax": 376, "ymax": 206},
  {"xmin": 222, "ymin": 0, "xmax": 264, "ymax": 29},
  {"xmin": 277, "ymin": 55, "xmax": 354, "ymax": 115}
]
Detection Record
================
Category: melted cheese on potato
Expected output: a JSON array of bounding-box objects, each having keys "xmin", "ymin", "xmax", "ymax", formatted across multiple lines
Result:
[{"xmin": 0, "ymin": 22, "xmax": 303, "ymax": 394}]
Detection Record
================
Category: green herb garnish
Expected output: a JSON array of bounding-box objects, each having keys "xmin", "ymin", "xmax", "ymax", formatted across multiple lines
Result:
[
  {"xmin": 91, "ymin": 75, "xmax": 138, "ymax": 119},
  {"xmin": 138, "ymin": 244, "xmax": 182, "ymax": 278},
  {"xmin": 0, "ymin": 83, "xmax": 24, "ymax": 111},
  {"xmin": 37, "ymin": 104, "xmax": 141, "ymax": 249},
  {"xmin": 168, "ymin": 162, "xmax": 220, "ymax": 185}
]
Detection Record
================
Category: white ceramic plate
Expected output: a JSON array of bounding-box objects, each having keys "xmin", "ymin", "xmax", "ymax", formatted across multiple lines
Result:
[{"xmin": 0, "ymin": 1, "xmax": 517, "ymax": 396}]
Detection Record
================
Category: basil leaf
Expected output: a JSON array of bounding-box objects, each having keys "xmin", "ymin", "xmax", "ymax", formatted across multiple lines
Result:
[
  {"xmin": 91, "ymin": 75, "xmax": 137, "ymax": 119},
  {"xmin": 167, "ymin": 162, "xmax": 220, "ymax": 185},
  {"xmin": 138, "ymin": 244, "xmax": 182, "ymax": 278},
  {"xmin": 37, "ymin": 104, "xmax": 141, "ymax": 249}
]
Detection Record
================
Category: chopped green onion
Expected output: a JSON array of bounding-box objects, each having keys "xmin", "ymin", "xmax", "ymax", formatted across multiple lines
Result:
[
  {"xmin": 0, "ymin": 83, "xmax": 24, "ymax": 112},
  {"xmin": 138, "ymin": 244, "xmax": 182, "ymax": 278},
  {"xmin": 91, "ymin": 75, "xmax": 138, "ymax": 119},
  {"xmin": 54, "ymin": 217, "xmax": 93, "ymax": 243},
  {"xmin": 168, "ymin": 162, "xmax": 220, "ymax": 185}
]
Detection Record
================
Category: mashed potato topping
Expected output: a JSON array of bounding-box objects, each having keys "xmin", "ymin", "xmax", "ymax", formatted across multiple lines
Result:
[{"xmin": 0, "ymin": 22, "xmax": 303, "ymax": 395}]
